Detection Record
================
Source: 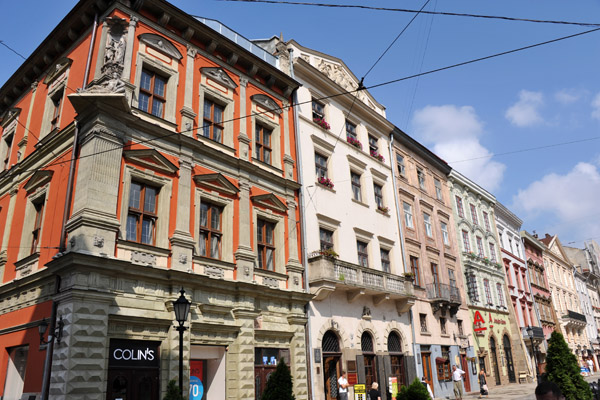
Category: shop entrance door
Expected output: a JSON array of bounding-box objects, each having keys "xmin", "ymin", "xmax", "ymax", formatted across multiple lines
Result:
[
  {"xmin": 490, "ymin": 337, "xmax": 501, "ymax": 385},
  {"xmin": 421, "ymin": 352, "xmax": 433, "ymax": 397},
  {"xmin": 503, "ymin": 335, "xmax": 516, "ymax": 383},
  {"xmin": 323, "ymin": 356, "xmax": 341, "ymax": 400},
  {"xmin": 460, "ymin": 354, "xmax": 471, "ymax": 392},
  {"xmin": 106, "ymin": 368, "xmax": 159, "ymax": 400}
]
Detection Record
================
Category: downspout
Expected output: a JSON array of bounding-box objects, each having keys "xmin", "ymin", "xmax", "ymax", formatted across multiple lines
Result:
[
  {"xmin": 388, "ymin": 132, "xmax": 417, "ymax": 380},
  {"xmin": 289, "ymin": 46, "xmax": 314, "ymax": 399},
  {"xmin": 82, "ymin": 13, "xmax": 98, "ymax": 89},
  {"xmin": 41, "ymin": 276, "xmax": 61, "ymax": 400}
]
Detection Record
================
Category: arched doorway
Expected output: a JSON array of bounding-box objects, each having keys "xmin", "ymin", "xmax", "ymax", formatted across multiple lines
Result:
[
  {"xmin": 490, "ymin": 336, "xmax": 501, "ymax": 385},
  {"xmin": 503, "ymin": 335, "xmax": 516, "ymax": 383},
  {"xmin": 387, "ymin": 332, "xmax": 406, "ymax": 388},
  {"xmin": 322, "ymin": 330, "xmax": 341, "ymax": 400},
  {"xmin": 360, "ymin": 332, "xmax": 377, "ymax": 390}
]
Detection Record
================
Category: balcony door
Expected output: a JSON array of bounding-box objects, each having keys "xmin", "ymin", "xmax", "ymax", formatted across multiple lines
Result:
[{"xmin": 421, "ymin": 352, "xmax": 433, "ymax": 397}]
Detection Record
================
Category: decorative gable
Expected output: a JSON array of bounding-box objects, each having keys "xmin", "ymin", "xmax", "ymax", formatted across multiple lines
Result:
[
  {"xmin": 251, "ymin": 94, "xmax": 282, "ymax": 114},
  {"xmin": 138, "ymin": 33, "xmax": 183, "ymax": 60},
  {"xmin": 123, "ymin": 149, "xmax": 178, "ymax": 174},
  {"xmin": 251, "ymin": 193, "xmax": 287, "ymax": 213},
  {"xmin": 43, "ymin": 57, "xmax": 73, "ymax": 85},
  {"xmin": 24, "ymin": 170, "xmax": 53, "ymax": 193},
  {"xmin": 193, "ymin": 173, "xmax": 239, "ymax": 195},
  {"xmin": 202, "ymin": 67, "xmax": 238, "ymax": 90}
]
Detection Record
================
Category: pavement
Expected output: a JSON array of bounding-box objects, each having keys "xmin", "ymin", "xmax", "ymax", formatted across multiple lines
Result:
[{"xmin": 455, "ymin": 375, "xmax": 599, "ymax": 400}]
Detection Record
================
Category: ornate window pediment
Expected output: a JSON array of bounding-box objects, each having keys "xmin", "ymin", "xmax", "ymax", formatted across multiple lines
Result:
[
  {"xmin": 24, "ymin": 170, "xmax": 53, "ymax": 193},
  {"xmin": 202, "ymin": 67, "xmax": 238, "ymax": 90},
  {"xmin": 138, "ymin": 33, "xmax": 183, "ymax": 60},
  {"xmin": 123, "ymin": 149, "xmax": 178, "ymax": 174},
  {"xmin": 251, "ymin": 193, "xmax": 287, "ymax": 212},
  {"xmin": 193, "ymin": 172, "xmax": 239, "ymax": 195},
  {"xmin": 251, "ymin": 94, "xmax": 282, "ymax": 114},
  {"xmin": 43, "ymin": 58, "xmax": 73, "ymax": 85},
  {"xmin": 1, "ymin": 108, "xmax": 21, "ymax": 130}
]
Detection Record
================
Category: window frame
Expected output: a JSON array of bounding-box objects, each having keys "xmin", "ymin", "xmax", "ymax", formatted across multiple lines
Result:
[
  {"xmin": 345, "ymin": 120, "xmax": 357, "ymax": 140},
  {"xmin": 456, "ymin": 195, "xmax": 465, "ymax": 218},
  {"xmin": 470, "ymin": 204, "xmax": 479, "ymax": 225},
  {"xmin": 489, "ymin": 242, "xmax": 497, "ymax": 262},
  {"xmin": 315, "ymin": 152, "xmax": 328, "ymax": 179},
  {"xmin": 312, "ymin": 98, "xmax": 325, "ymax": 121},
  {"xmin": 403, "ymin": 202, "xmax": 414, "ymax": 229},
  {"xmin": 132, "ymin": 53, "xmax": 178, "ymax": 124},
  {"xmin": 484, "ymin": 279, "xmax": 493, "ymax": 305},
  {"xmin": 410, "ymin": 255, "xmax": 421, "ymax": 287},
  {"xmin": 483, "ymin": 211, "xmax": 491, "ymax": 231},
  {"xmin": 138, "ymin": 68, "xmax": 167, "ymax": 118},
  {"xmin": 255, "ymin": 123, "xmax": 273, "ymax": 164},
  {"xmin": 257, "ymin": 218, "xmax": 276, "ymax": 271},
  {"xmin": 381, "ymin": 248, "xmax": 391, "ymax": 273},
  {"xmin": 441, "ymin": 222, "xmax": 450, "ymax": 245},
  {"xmin": 396, "ymin": 153, "xmax": 406, "ymax": 177},
  {"xmin": 30, "ymin": 196, "xmax": 46, "ymax": 255},
  {"xmin": 2, "ymin": 129, "xmax": 14, "ymax": 170},
  {"xmin": 423, "ymin": 213, "xmax": 433, "ymax": 237},
  {"xmin": 202, "ymin": 98, "xmax": 225, "ymax": 143},
  {"xmin": 368, "ymin": 134, "xmax": 378, "ymax": 153},
  {"xmin": 417, "ymin": 168, "xmax": 426, "ymax": 190},
  {"xmin": 198, "ymin": 201, "xmax": 223, "ymax": 259},
  {"xmin": 419, "ymin": 313, "xmax": 428, "ymax": 333},
  {"xmin": 351, "ymin": 171, "xmax": 362, "ymax": 202},
  {"xmin": 496, "ymin": 282, "xmax": 506, "ymax": 307},
  {"xmin": 374, "ymin": 183, "xmax": 384, "ymax": 209},
  {"xmin": 434, "ymin": 178, "xmax": 443, "ymax": 201},
  {"xmin": 476, "ymin": 236, "xmax": 484, "ymax": 257},
  {"xmin": 357, "ymin": 240, "xmax": 369, "ymax": 268},
  {"xmin": 461, "ymin": 230, "xmax": 471, "ymax": 252},
  {"xmin": 320, "ymin": 227, "xmax": 334, "ymax": 251},
  {"xmin": 126, "ymin": 181, "xmax": 159, "ymax": 246}
]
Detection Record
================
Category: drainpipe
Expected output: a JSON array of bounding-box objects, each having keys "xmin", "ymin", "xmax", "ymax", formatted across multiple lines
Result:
[
  {"xmin": 82, "ymin": 13, "xmax": 98, "ymax": 89},
  {"xmin": 289, "ymin": 46, "xmax": 314, "ymax": 399},
  {"xmin": 41, "ymin": 276, "xmax": 61, "ymax": 400}
]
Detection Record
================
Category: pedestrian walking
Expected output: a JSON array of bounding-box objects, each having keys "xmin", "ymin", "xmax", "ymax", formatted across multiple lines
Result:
[
  {"xmin": 587, "ymin": 358, "xmax": 594, "ymax": 375},
  {"xmin": 368, "ymin": 382, "xmax": 382, "ymax": 400},
  {"xmin": 338, "ymin": 370, "xmax": 349, "ymax": 400},
  {"xmin": 478, "ymin": 369, "xmax": 488, "ymax": 398},
  {"xmin": 452, "ymin": 365, "xmax": 466, "ymax": 400}
]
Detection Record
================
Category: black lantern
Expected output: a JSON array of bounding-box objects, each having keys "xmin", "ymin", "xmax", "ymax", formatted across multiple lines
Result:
[
  {"xmin": 39, "ymin": 316, "xmax": 64, "ymax": 345},
  {"xmin": 172, "ymin": 288, "xmax": 191, "ymax": 397}
]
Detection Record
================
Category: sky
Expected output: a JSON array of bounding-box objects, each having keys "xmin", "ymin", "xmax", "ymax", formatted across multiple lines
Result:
[{"xmin": 1, "ymin": 0, "xmax": 600, "ymax": 247}]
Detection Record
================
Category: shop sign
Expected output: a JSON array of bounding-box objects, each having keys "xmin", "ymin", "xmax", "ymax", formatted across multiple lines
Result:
[
  {"xmin": 190, "ymin": 360, "xmax": 205, "ymax": 400},
  {"xmin": 109, "ymin": 339, "xmax": 160, "ymax": 368}
]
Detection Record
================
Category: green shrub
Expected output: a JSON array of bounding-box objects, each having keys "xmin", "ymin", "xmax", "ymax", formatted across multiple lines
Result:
[
  {"xmin": 260, "ymin": 358, "xmax": 295, "ymax": 400},
  {"xmin": 396, "ymin": 378, "xmax": 431, "ymax": 400},
  {"xmin": 544, "ymin": 331, "xmax": 592, "ymax": 400},
  {"xmin": 163, "ymin": 380, "xmax": 183, "ymax": 400}
]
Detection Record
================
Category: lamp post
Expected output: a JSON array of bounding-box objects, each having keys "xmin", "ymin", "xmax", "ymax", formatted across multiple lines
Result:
[
  {"xmin": 526, "ymin": 326, "xmax": 540, "ymax": 384},
  {"xmin": 173, "ymin": 288, "xmax": 191, "ymax": 397}
]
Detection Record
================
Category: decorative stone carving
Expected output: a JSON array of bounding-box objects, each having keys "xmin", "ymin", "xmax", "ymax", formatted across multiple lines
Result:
[
  {"xmin": 244, "ymin": 266, "xmax": 250, "ymax": 277},
  {"xmin": 131, "ymin": 251, "xmax": 157, "ymax": 267},
  {"xmin": 202, "ymin": 67, "xmax": 238, "ymax": 89},
  {"xmin": 138, "ymin": 33, "xmax": 183, "ymax": 60},
  {"xmin": 70, "ymin": 237, "xmax": 76, "ymax": 248},
  {"xmin": 293, "ymin": 277, "xmax": 299, "ymax": 286},
  {"xmin": 275, "ymin": 41, "xmax": 290, "ymax": 75},
  {"xmin": 263, "ymin": 277, "xmax": 278, "ymax": 288},
  {"xmin": 179, "ymin": 254, "xmax": 187, "ymax": 265},
  {"xmin": 86, "ymin": 72, "xmax": 126, "ymax": 93},
  {"xmin": 362, "ymin": 306, "xmax": 371, "ymax": 317},
  {"xmin": 205, "ymin": 265, "xmax": 224, "ymax": 279},
  {"xmin": 187, "ymin": 44, "xmax": 197, "ymax": 58},
  {"xmin": 250, "ymin": 94, "xmax": 282, "ymax": 114},
  {"xmin": 239, "ymin": 77, "xmax": 248, "ymax": 87},
  {"xmin": 93, "ymin": 236, "xmax": 104, "ymax": 248},
  {"xmin": 102, "ymin": 17, "xmax": 129, "ymax": 76}
]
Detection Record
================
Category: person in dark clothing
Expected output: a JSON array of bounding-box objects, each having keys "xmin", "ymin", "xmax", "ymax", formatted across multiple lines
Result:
[
  {"xmin": 368, "ymin": 382, "xmax": 382, "ymax": 400},
  {"xmin": 478, "ymin": 369, "xmax": 488, "ymax": 398},
  {"xmin": 535, "ymin": 381, "xmax": 565, "ymax": 400}
]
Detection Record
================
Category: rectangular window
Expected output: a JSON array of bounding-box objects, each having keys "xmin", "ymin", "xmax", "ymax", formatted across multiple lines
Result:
[
  {"xmin": 351, "ymin": 172, "xmax": 362, "ymax": 201},
  {"xmin": 357, "ymin": 240, "xmax": 369, "ymax": 267},
  {"xmin": 431, "ymin": 263, "xmax": 439, "ymax": 289},
  {"xmin": 483, "ymin": 211, "xmax": 491, "ymax": 231},
  {"xmin": 458, "ymin": 320, "xmax": 464, "ymax": 336},
  {"xmin": 368, "ymin": 134, "xmax": 378, "ymax": 153},
  {"xmin": 396, "ymin": 153, "xmax": 406, "ymax": 177},
  {"xmin": 462, "ymin": 230, "xmax": 470, "ymax": 252},
  {"xmin": 3, "ymin": 346, "xmax": 28, "ymax": 400},
  {"xmin": 441, "ymin": 222, "xmax": 449, "ymax": 245},
  {"xmin": 470, "ymin": 204, "xmax": 478, "ymax": 225},
  {"xmin": 202, "ymin": 99, "xmax": 224, "ymax": 142},
  {"xmin": 476, "ymin": 236, "xmax": 484, "ymax": 257},
  {"xmin": 315, "ymin": 153, "xmax": 328, "ymax": 179},
  {"xmin": 345, "ymin": 120, "xmax": 357, "ymax": 140},
  {"xmin": 420, "ymin": 313, "xmax": 428, "ymax": 333},
  {"xmin": 381, "ymin": 248, "xmax": 390, "ymax": 273},
  {"xmin": 484, "ymin": 279, "xmax": 493, "ymax": 305},
  {"xmin": 440, "ymin": 317, "xmax": 447, "ymax": 335},
  {"xmin": 496, "ymin": 282, "xmax": 505, "ymax": 307},
  {"xmin": 434, "ymin": 178, "xmax": 443, "ymax": 201},
  {"xmin": 50, "ymin": 90, "xmax": 64, "ymax": 131},
  {"xmin": 126, "ymin": 182, "xmax": 158, "ymax": 245},
  {"xmin": 417, "ymin": 168, "xmax": 426, "ymax": 190},
  {"xmin": 374, "ymin": 183, "xmax": 383, "ymax": 209},
  {"xmin": 449, "ymin": 269, "xmax": 457, "ymax": 292},
  {"xmin": 31, "ymin": 196, "xmax": 45, "ymax": 254},
  {"xmin": 199, "ymin": 202, "xmax": 222, "ymax": 259},
  {"xmin": 423, "ymin": 213, "xmax": 433, "ymax": 237},
  {"xmin": 255, "ymin": 124, "xmax": 272, "ymax": 164},
  {"xmin": 139, "ymin": 69, "xmax": 166, "ymax": 117},
  {"xmin": 489, "ymin": 242, "xmax": 497, "ymax": 262},
  {"xmin": 456, "ymin": 195, "xmax": 464, "ymax": 218},
  {"xmin": 257, "ymin": 219, "xmax": 275, "ymax": 271},
  {"xmin": 312, "ymin": 99, "xmax": 325, "ymax": 120},
  {"xmin": 410, "ymin": 256, "xmax": 421, "ymax": 287},
  {"xmin": 2, "ymin": 131, "xmax": 14, "ymax": 170},
  {"xmin": 467, "ymin": 273, "xmax": 479, "ymax": 302},
  {"xmin": 403, "ymin": 202, "xmax": 414, "ymax": 229},
  {"xmin": 320, "ymin": 228, "xmax": 333, "ymax": 251}
]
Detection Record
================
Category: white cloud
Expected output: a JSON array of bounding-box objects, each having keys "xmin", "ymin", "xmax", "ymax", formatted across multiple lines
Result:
[
  {"xmin": 554, "ymin": 89, "xmax": 583, "ymax": 105},
  {"xmin": 505, "ymin": 90, "xmax": 544, "ymax": 127},
  {"xmin": 412, "ymin": 105, "xmax": 505, "ymax": 192},
  {"xmin": 591, "ymin": 93, "xmax": 600, "ymax": 120},
  {"xmin": 513, "ymin": 162, "xmax": 600, "ymax": 241}
]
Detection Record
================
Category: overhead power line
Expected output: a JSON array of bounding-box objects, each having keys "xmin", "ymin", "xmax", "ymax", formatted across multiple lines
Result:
[{"xmin": 217, "ymin": 0, "xmax": 600, "ymax": 27}]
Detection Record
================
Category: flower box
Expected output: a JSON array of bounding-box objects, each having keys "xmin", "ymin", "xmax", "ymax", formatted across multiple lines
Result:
[
  {"xmin": 370, "ymin": 150, "xmax": 385, "ymax": 162},
  {"xmin": 317, "ymin": 176, "xmax": 334, "ymax": 189},
  {"xmin": 313, "ymin": 117, "xmax": 330, "ymax": 130},
  {"xmin": 319, "ymin": 248, "xmax": 339, "ymax": 259},
  {"xmin": 377, "ymin": 206, "xmax": 390, "ymax": 214},
  {"xmin": 346, "ymin": 136, "xmax": 362, "ymax": 149}
]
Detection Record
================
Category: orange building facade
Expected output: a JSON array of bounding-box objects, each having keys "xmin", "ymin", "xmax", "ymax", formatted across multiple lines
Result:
[{"xmin": 0, "ymin": 1, "xmax": 310, "ymax": 399}]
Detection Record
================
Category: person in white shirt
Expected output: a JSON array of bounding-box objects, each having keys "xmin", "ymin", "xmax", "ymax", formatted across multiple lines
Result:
[
  {"xmin": 587, "ymin": 359, "xmax": 594, "ymax": 375},
  {"xmin": 452, "ymin": 365, "xmax": 466, "ymax": 399},
  {"xmin": 338, "ymin": 371, "xmax": 349, "ymax": 400}
]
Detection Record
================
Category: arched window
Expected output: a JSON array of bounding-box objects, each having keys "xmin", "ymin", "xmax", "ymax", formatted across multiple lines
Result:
[
  {"xmin": 361, "ymin": 332, "xmax": 376, "ymax": 388},
  {"xmin": 322, "ymin": 330, "xmax": 340, "ymax": 353},
  {"xmin": 388, "ymin": 331, "xmax": 406, "ymax": 386}
]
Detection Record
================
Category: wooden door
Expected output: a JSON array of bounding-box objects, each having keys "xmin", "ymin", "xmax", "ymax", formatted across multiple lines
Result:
[
  {"xmin": 421, "ymin": 352, "xmax": 433, "ymax": 397},
  {"xmin": 460, "ymin": 354, "xmax": 471, "ymax": 392},
  {"xmin": 323, "ymin": 356, "xmax": 341, "ymax": 400},
  {"xmin": 490, "ymin": 337, "xmax": 501, "ymax": 385},
  {"xmin": 503, "ymin": 335, "xmax": 516, "ymax": 383},
  {"xmin": 106, "ymin": 368, "xmax": 158, "ymax": 400}
]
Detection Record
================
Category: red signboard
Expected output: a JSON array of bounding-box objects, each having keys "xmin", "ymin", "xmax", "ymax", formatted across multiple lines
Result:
[{"xmin": 347, "ymin": 372, "xmax": 358, "ymax": 385}]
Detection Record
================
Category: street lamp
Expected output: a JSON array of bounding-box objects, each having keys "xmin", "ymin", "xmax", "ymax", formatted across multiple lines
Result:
[
  {"xmin": 526, "ymin": 326, "xmax": 540, "ymax": 384},
  {"xmin": 173, "ymin": 288, "xmax": 191, "ymax": 397}
]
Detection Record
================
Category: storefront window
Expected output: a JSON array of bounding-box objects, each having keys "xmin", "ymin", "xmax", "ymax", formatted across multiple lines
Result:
[{"xmin": 255, "ymin": 348, "xmax": 290, "ymax": 399}]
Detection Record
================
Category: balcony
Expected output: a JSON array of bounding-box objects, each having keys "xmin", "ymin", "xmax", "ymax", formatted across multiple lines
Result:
[
  {"xmin": 426, "ymin": 283, "xmax": 461, "ymax": 316},
  {"xmin": 308, "ymin": 253, "xmax": 415, "ymax": 314},
  {"xmin": 563, "ymin": 310, "xmax": 587, "ymax": 328},
  {"xmin": 522, "ymin": 326, "xmax": 545, "ymax": 344}
]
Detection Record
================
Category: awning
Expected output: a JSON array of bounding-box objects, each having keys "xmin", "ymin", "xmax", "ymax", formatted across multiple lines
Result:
[{"xmin": 436, "ymin": 357, "xmax": 449, "ymax": 364}]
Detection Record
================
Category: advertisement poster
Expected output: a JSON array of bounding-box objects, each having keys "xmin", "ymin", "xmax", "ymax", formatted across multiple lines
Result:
[
  {"xmin": 389, "ymin": 377, "xmax": 398, "ymax": 398},
  {"xmin": 190, "ymin": 360, "xmax": 205, "ymax": 400}
]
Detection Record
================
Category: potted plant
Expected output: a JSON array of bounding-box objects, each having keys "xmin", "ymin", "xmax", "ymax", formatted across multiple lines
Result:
[
  {"xmin": 317, "ymin": 176, "xmax": 334, "ymax": 189},
  {"xmin": 313, "ymin": 116, "xmax": 330, "ymax": 130},
  {"xmin": 319, "ymin": 248, "xmax": 339, "ymax": 259},
  {"xmin": 377, "ymin": 205, "xmax": 390, "ymax": 214},
  {"xmin": 403, "ymin": 272, "xmax": 415, "ymax": 282},
  {"xmin": 370, "ymin": 150, "xmax": 385, "ymax": 162},
  {"xmin": 346, "ymin": 136, "xmax": 362, "ymax": 149}
]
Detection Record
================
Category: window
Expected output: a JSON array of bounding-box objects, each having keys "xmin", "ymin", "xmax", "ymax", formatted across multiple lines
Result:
[
  {"xmin": 255, "ymin": 124, "xmax": 272, "ymax": 164},
  {"xmin": 351, "ymin": 172, "xmax": 362, "ymax": 201},
  {"xmin": 497, "ymin": 282, "xmax": 505, "ymax": 307},
  {"xmin": 368, "ymin": 134, "xmax": 378, "ymax": 153},
  {"xmin": 462, "ymin": 230, "xmax": 471, "ymax": 252},
  {"xmin": 458, "ymin": 320, "xmax": 464, "ymax": 336},
  {"xmin": 484, "ymin": 279, "xmax": 493, "ymax": 305},
  {"xmin": 431, "ymin": 263, "xmax": 439, "ymax": 292},
  {"xmin": 434, "ymin": 178, "xmax": 443, "ymax": 201},
  {"xmin": 50, "ymin": 90, "xmax": 64, "ymax": 131},
  {"xmin": 346, "ymin": 120, "xmax": 357, "ymax": 140},
  {"xmin": 483, "ymin": 211, "xmax": 491, "ymax": 231},
  {"xmin": 315, "ymin": 153, "xmax": 328, "ymax": 179},
  {"xmin": 312, "ymin": 99, "xmax": 325, "ymax": 120},
  {"xmin": 396, "ymin": 153, "xmax": 406, "ymax": 177},
  {"xmin": 257, "ymin": 219, "xmax": 275, "ymax": 271},
  {"xmin": 2, "ymin": 131, "xmax": 14, "ymax": 170},
  {"xmin": 423, "ymin": 213, "xmax": 433, "ymax": 237},
  {"xmin": 126, "ymin": 182, "xmax": 158, "ymax": 245},
  {"xmin": 357, "ymin": 240, "xmax": 369, "ymax": 267},
  {"xmin": 3, "ymin": 346, "xmax": 28, "ymax": 400},
  {"xmin": 467, "ymin": 273, "xmax": 479, "ymax": 302},
  {"xmin": 440, "ymin": 317, "xmax": 447, "ymax": 335},
  {"xmin": 202, "ymin": 99, "xmax": 224, "ymax": 142},
  {"xmin": 199, "ymin": 202, "xmax": 222, "ymax": 259},
  {"xmin": 30, "ymin": 196, "xmax": 45, "ymax": 254},
  {"xmin": 374, "ymin": 183, "xmax": 383, "ymax": 209},
  {"xmin": 410, "ymin": 256, "xmax": 421, "ymax": 287},
  {"xmin": 381, "ymin": 248, "xmax": 390, "ymax": 273},
  {"xmin": 417, "ymin": 168, "xmax": 426, "ymax": 190},
  {"xmin": 455, "ymin": 196, "xmax": 464, "ymax": 218},
  {"xmin": 420, "ymin": 313, "xmax": 428, "ymax": 333},
  {"xmin": 255, "ymin": 348, "xmax": 290, "ymax": 398},
  {"xmin": 403, "ymin": 202, "xmax": 414, "ymax": 229},
  {"xmin": 449, "ymin": 269, "xmax": 457, "ymax": 293},
  {"xmin": 476, "ymin": 236, "xmax": 484, "ymax": 257},
  {"xmin": 139, "ymin": 69, "xmax": 167, "ymax": 117},
  {"xmin": 489, "ymin": 243, "xmax": 497, "ymax": 262},
  {"xmin": 361, "ymin": 332, "xmax": 377, "ymax": 388},
  {"xmin": 470, "ymin": 204, "xmax": 478, "ymax": 225},
  {"xmin": 441, "ymin": 222, "xmax": 449, "ymax": 245},
  {"xmin": 320, "ymin": 228, "xmax": 334, "ymax": 251}
]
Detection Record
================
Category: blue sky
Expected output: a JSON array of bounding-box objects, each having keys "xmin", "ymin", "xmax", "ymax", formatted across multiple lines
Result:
[{"xmin": 1, "ymin": 0, "xmax": 599, "ymax": 246}]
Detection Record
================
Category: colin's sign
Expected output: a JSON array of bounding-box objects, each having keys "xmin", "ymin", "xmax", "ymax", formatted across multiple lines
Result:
[{"xmin": 109, "ymin": 339, "xmax": 160, "ymax": 368}]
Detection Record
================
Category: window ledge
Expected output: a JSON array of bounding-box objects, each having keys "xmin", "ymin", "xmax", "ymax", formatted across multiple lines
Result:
[
  {"xmin": 351, "ymin": 198, "xmax": 369, "ymax": 208},
  {"xmin": 421, "ymin": 331, "xmax": 432, "ymax": 336},
  {"xmin": 316, "ymin": 182, "xmax": 336, "ymax": 192},
  {"xmin": 117, "ymin": 240, "xmax": 170, "ymax": 256},
  {"xmin": 196, "ymin": 135, "xmax": 236, "ymax": 156},
  {"xmin": 252, "ymin": 157, "xmax": 284, "ymax": 176},
  {"xmin": 132, "ymin": 109, "xmax": 178, "ymax": 131},
  {"xmin": 376, "ymin": 208, "xmax": 390, "ymax": 217},
  {"xmin": 441, "ymin": 334, "xmax": 451, "ymax": 338}
]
